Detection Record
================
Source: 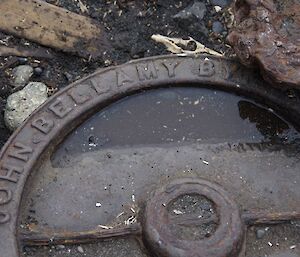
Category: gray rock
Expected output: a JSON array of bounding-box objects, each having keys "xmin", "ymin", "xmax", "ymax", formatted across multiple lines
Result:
[
  {"xmin": 44, "ymin": 69, "xmax": 51, "ymax": 79},
  {"xmin": 212, "ymin": 21, "xmax": 224, "ymax": 33},
  {"xmin": 255, "ymin": 228, "xmax": 266, "ymax": 239},
  {"xmin": 77, "ymin": 246, "xmax": 84, "ymax": 253},
  {"xmin": 174, "ymin": 1, "xmax": 207, "ymax": 21},
  {"xmin": 174, "ymin": 9, "xmax": 193, "ymax": 23},
  {"xmin": 64, "ymin": 71, "xmax": 73, "ymax": 82},
  {"xmin": 18, "ymin": 57, "xmax": 28, "ymax": 65},
  {"xmin": 5, "ymin": 82, "xmax": 48, "ymax": 131},
  {"xmin": 210, "ymin": 0, "xmax": 229, "ymax": 7},
  {"xmin": 33, "ymin": 67, "xmax": 43, "ymax": 76},
  {"xmin": 189, "ymin": 1, "xmax": 207, "ymax": 20},
  {"xmin": 173, "ymin": 1, "xmax": 208, "ymax": 35},
  {"xmin": 12, "ymin": 65, "xmax": 33, "ymax": 88}
]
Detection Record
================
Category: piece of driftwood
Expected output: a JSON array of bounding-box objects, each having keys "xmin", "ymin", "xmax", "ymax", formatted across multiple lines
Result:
[{"xmin": 0, "ymin": 0, "xmax": 107, "ymax": 59}]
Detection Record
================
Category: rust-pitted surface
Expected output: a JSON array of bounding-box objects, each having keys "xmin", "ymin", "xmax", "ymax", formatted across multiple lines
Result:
[
  {"xmin": 228, "ymin": 0, "xmax": 300, "ymax": 88},
  {"xmin": 0, "ymin": 55, "xmax": 299, "ymax": 257},
  {"xmin": 144, "ymin": 178, "xmax": 244, "ymax": 257}
]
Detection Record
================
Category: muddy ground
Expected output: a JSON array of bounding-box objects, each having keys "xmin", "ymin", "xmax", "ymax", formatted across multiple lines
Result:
[{"xmin": 0, "ymin": 0, "xmax": 233, "ymax": 148}]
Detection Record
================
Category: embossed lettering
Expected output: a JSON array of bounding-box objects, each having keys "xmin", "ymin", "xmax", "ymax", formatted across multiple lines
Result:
[
  {"xmin": 32, "ymin": 117, "xmax": 54, "ymax": 134},
  {"xmin": 116, "ymin": 69, "xmax": 134, "ymax": 87},
  {"xmin": 199, "ymin": 60, "xmax": 215, "ymax": 77},
  {"xmin": 8, "ymin": 142, "xmax": 33, "ymax": 162},
  {"xmin": 49, "ymin": 99, "xmax": 72, "ymax": 118},
  {"xmin": 0, "ymin": 188, "xmax": 12, "ymax": 205},
  {"xmin": 162, "ymin": 61, "xmax": 180, "ymax": 78},
  {"xmin": 68, "ymin": 85, "xmax": 91, "ymax": 104},
  {"xmin": 90, "ymin": 78, "xmax": 110, "ymax": 95},
  {"xmin": 0, "ymin": 163, "xmax": 23, "ymax": 183},
  {"xmin": 0, "ymin": 212, "xmax": 10, "ymax": 224},
  {"xmin": 136, "ymin": 62, "xmax": 158, "ymax": 81},
  {"xmin": 32, "ymin": 134, "xmax": 44, "ymax": 144}
]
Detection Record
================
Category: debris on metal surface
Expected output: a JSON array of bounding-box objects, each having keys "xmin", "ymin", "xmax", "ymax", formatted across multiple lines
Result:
[
  {"xmin": 21, "ymin": 224, "xmax": 142, "ymax": 246},
  {"xmin": 151, "ymin": 34, "xmax": 223, "ymax": 56},
  {"xmin": 0, "ymin": 0, "xmax": 107, "ymax": 59},
  {"xmin": 228, "ymin": 0, "xmax": 300, "ymax": 88}
]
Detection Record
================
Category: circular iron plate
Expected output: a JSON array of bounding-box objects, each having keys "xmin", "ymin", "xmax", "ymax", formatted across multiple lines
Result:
[
  {"xmin": 144, "ymin": 178, "xmax": 244, "ymax": 257},
  {"xmin": 0, "ymin": 55, "xmax": 300, "ymax": 257}
]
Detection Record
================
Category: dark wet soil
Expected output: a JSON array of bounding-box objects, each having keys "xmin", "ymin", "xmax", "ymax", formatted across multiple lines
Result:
[{"xmin": 0, "ymin": 0, "xmax": 234, "ymax": 148}]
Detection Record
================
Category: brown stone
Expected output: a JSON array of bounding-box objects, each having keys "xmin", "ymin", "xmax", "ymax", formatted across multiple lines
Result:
[{"xmin": 228, "ymin": 0, "xmax": 300, "ymax": 88}]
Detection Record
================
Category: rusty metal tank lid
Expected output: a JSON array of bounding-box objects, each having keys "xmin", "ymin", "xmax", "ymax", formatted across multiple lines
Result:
[{"xmin": 0, "ymin": 55, "xmax": 300, "ymax": 257}]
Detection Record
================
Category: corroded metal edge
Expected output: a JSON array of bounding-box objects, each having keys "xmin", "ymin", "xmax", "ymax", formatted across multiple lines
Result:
[{"xmin": 144, "ymin": 178, "xmax": 244, "ymax": 257}]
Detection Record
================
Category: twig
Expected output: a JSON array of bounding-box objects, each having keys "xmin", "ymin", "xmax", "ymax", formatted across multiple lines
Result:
[
  {"xmin": 242, "ymin": 211, "xmax": 300, "ymax": 226},
  {"xmin": 20, "ymin": 223, "xmax": 142, "ymax": 246}
]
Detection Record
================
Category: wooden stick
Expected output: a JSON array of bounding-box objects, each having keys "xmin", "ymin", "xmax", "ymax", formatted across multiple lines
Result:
[
  {"xmin": 0, "ymin": 0, "xmax": 107, "ymax": 58},
  {"xmin": 20, "ymin": 223, "xmax": 142, "ymax": 246},
  {"xmin": 242, "ymin": 211, "xmax": 300, "ymax": 226}
]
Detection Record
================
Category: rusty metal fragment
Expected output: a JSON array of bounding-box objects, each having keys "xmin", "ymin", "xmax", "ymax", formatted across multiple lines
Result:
[
  {"xmin": 0, "ymin": 0, "xmax": 108, "ymax": 59},
  {"xmin": 228, "ymin": 0, "xmax": 300, "ymax": 88}
]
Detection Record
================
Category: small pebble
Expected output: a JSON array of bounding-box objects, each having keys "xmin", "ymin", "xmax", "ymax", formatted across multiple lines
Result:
[
  {"xmin": 18, "ymin": 57, "xmax": 28, "ymax": 65},
  {"xmin": 214, "ymin": 5, "xmax": 222, "ymax": 12},
  {"xmin": 44, "ymin": 69, "xmax": 51, "ymax": 79},
  {"xmin": 173, "ymin": 1, "xmax": 207, "ymax": 21},
  {"xmin": 189, "ymin": 1, "xmax": 207, "ymax": 20},
  {"xmin": 33, "ymin": 67, "xmax": 43, "ymax": 76},
  {"xmin": 4, "ymin": 82, "xmax": 48, "ymax": 131},
  {"xmin": 77, "ymin": 246, "xmax": 84, "ymax": 253},
  {"xmin": 64, "ymin": 72, "xmax": 73, "ymax": 82},
  {"xmin": 212, "ymin": 21, "xmax": 224, "ymax": 34},
  {"xmin": 256, "ymin": 229, "xmax": 266, "ymax": 239},
  {"xmin": 210, "ymin": 0, "xmax": 228, "ymax": 7},
  {"xmin": 12, "ymin": 65, "xmax": 33, "ymax": 87},
  {"xmin": 56, "ymin": 245, "xmax": 65, "ymax": 250}
]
